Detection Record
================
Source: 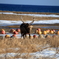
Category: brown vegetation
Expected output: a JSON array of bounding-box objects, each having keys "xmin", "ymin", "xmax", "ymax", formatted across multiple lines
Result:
[{"xmin": 0, "ymin": 36, "xmax": 59, "ymax": 53}]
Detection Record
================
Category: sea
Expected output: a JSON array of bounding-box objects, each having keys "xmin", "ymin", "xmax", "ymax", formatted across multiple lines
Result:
[{"xmin": 0, "ymin": 4, "xmax": 59, "ymax": 13}]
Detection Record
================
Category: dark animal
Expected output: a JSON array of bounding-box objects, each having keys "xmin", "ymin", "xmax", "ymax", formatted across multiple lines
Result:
[{"xmin": 20, "ymin": 20, "xmax": 34, "ymax": 38}]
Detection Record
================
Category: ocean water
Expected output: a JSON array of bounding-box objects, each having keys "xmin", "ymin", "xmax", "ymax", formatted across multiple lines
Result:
[{"xmin": 0, "ymin": 4, "xmax": 59, "ymax": 13}]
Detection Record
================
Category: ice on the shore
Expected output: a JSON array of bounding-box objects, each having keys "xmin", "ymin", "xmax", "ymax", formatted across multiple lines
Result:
[
  {"xmin": 0, "ymin": 12, "xmax": 15, "ymax": 14},
  {"xmin": 0, "ymin": 12, "xmax": 59, "ymax": 17}
]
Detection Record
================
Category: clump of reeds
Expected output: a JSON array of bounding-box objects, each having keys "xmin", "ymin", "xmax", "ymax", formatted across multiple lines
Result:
[
  {"xmin": 45, "ymin": 36, "xmax": 59, "ymax": 47},
  {"xmin": 0, "ymin": 36, "xmax": 59, "ymax": 53}
]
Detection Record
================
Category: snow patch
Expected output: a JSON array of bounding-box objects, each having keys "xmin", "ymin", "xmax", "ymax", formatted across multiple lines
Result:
[
  {"xmin": 0, "ymin": 12, "xmax": 59, "ymax": 17},
  {"xmin": 0, "ymin": 20, "xmax": 59, "ymax": 26}
]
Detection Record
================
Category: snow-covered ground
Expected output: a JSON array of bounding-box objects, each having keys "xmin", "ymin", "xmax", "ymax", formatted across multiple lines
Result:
[
  {"xmin": 0, "ymin": 12, "xmax": 59, "ymax": 17},
  {"xmin": 0, "ymin": 47, "xmax": 59, "ymax": 59},
  {"xmin": 0, "ymin": 19, "xmax": 59, "ymax": 26},
  {"xmin": 0, "ymin": 12, "xmax": 59, "ymax": 26}
]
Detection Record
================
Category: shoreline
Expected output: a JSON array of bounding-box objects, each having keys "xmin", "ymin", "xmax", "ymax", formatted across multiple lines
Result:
[{"xmin": 0, "ymin": 10, "xmax": 59, "ymax": 14}]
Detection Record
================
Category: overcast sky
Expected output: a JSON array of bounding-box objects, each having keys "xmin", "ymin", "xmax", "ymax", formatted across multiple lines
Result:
[{"xmin": 0, "ymin": 0, "xmax": 59, "ymax": 6}]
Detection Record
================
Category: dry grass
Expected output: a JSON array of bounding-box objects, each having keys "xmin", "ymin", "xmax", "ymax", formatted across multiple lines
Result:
[
  {"xmin": 0, "ymin": 36, "xmax": 59, "ymax": 53},
  {"xmin": 0, "ymin": 37, "xmax": 57, "ymax": 59},
  {"xmin": 46, "ymin": 37, "xmax": 59, "ymax": 47},
  {"xmin": 0, "ymin": 37, "xmax": 45, "ymax": 53}
]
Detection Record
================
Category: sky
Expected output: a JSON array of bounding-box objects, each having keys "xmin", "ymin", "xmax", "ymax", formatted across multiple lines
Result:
[{"xmin": 0, "ymin": 0, "xmax": 59, "ymax": 6}]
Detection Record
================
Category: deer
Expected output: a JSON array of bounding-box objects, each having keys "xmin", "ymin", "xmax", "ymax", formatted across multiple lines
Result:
[{"xmin": 20, "ymin": 17, "xmax": 34, "ymax": 38}]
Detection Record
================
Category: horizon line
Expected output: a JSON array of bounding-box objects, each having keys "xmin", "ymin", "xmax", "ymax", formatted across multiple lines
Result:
[{"xmin": 0, "ymin": 3, "xmax": 59, "ymax": 7}]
